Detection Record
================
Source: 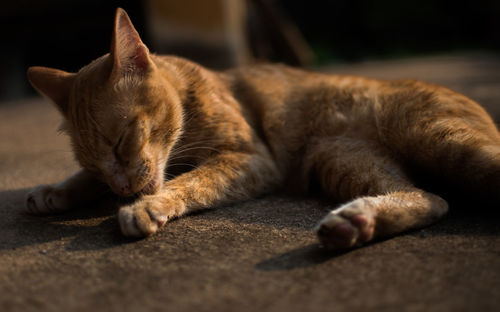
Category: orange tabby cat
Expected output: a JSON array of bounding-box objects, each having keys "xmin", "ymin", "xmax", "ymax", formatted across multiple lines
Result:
[{"xmin": 26, "ymin": 8, "xmax": 500, "ymax": 249}]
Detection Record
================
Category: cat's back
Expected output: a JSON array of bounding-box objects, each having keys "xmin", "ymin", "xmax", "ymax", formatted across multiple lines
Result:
[
  {"xmin": 224, "ymin": 64, "xmax": 493, "ymax": 170},
  {"xmin": 221, "ymin": 64, "xmax": 388, "ymax": 174},
  {"xmin": 226, "ymin": 63, "xmax": 383, "ymax": 128},
  {"xmin": 229, "ymin": 65, "xmax": 378, "ymax": 129}
]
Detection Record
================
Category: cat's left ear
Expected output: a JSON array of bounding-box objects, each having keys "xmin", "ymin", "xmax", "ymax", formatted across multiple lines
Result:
[
  {"xmin": 110, "ymin": 8, "xmax": 152, "ymax": 78},
  {"xmin": 27, "ymin": 66, "xmax": 75, "ymax": 115}
]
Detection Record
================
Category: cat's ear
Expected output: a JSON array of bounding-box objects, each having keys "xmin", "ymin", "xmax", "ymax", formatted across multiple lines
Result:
[
  {"xmin": 110, "ymin": 8, "xmax": 152, "ymax": 78},
  {"xmin": 27, "ymin": 66, "xmax": 75, "ymax": 115}
]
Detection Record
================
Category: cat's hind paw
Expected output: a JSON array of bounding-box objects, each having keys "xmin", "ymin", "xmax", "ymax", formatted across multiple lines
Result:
[
  {"xmin": 315, "ymin": 198, "xmax": 377, "ymax": 249},
  {"xmin": 25, "ymin": 185, "xmax": 71, "ymax": 214},
  {"xmin": 118, "ymin": 197, "xmax": 176, "ymax": 237}
]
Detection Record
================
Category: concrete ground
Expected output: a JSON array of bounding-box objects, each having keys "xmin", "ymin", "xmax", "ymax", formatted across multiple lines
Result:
[{"xmin": 1, "ymin": 54, "xmax": 499, "ymax": 312}]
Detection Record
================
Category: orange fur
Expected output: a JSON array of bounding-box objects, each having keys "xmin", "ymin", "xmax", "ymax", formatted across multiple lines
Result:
[{"xmin": 25, "ymin": 8, "xmax": 500, "ymax": 249}]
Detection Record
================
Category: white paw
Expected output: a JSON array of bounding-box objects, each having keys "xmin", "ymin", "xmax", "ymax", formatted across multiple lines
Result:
[
  {"xmin": 315, "ymin": 197, "xmax": 378, "ymax": 249},
  {"xmin": 25, "ymin": 185, "xmax": 71, "ymax": 214},
  {"xmin": 118, "ymin": 197, "xmax": 178, "ymax": 237}
]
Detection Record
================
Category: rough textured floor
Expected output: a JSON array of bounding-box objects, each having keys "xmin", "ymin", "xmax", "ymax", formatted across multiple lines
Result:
[{"xmin": 1, "ymin": 54, "xmax": 499, "ymax": 312}]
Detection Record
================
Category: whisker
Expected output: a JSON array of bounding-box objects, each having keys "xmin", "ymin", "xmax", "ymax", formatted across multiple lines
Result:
[
  {"xmin": 164, "ymin": 172, "xmax": 176, "ymax": 180},
  {"xmin": 171, "ymin": 145, "xmax": 221, "ymax": 157},
  {"xmin": 173, "ymin": 137, "xmax": 228, "ymax": 147},
  {"xmin": 171, "ymin": 141, "xmax": 218, "ymax": 153},
  {"xmin": 169, "ymin": 138, "xmax": 227, "ymax": 154},
  {"xmin": 167, "ymin": 154, "xmax": 207, "ymax": 162},
  {"xmin": 167, "ymin": 163, "xmax": 200, "ymax": 169}
]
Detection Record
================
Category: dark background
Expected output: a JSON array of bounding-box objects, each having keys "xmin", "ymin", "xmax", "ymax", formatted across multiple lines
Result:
[{"xmin": 1, "ymin": 0, "xmax": 499, "ymax": 101}]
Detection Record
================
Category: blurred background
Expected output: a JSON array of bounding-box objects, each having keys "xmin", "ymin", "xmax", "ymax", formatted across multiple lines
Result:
[{"xmin": 1, "ymin": 0, "xmax": 499, "ymax": 102}]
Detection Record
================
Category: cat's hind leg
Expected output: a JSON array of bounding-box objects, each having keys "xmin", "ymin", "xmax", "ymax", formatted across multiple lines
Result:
[
  {"xmin": 377, "ymin": 89, "xmax": 500, "ymax": 196},
  {"xmin": 316, "ymin": 190, "xmax": 447, "ymax": 249},
  {"xmin": 26, "ymin": 170, "xmax": 108, "ymax": 214},
  {"xmin": 304, "ymin": 136, "xmax": 448, "ymax": 249}
]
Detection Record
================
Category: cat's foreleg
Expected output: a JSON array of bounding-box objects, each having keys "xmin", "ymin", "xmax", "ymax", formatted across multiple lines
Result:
[
  {"xmin": 118, "ymin": 146, "xmax": 280, "ymax": 237},
  {"xmin": 25, "ymin": 170, "xmax": 108, "ymax": 214}
]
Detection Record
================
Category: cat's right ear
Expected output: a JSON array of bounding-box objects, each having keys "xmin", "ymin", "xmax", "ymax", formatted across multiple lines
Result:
[
  {"xmin": 110, "ymin": 8, "xmax": 152, "ymax": 79},
  {"xmin": 27, "ymin": 66, "xmax": 75, "ymax": 115}
]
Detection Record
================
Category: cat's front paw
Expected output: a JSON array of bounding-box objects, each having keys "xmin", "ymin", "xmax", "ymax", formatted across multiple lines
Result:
[
  {"xmin": 118, "ymin": 196, "xmax": 181, "ymax": 237},
  {"xmin": 315, "ymin": 198, "xmax": 378, "ymax": 249},
  {"xmin": 25, "ymin": 185, "xmax": 71, "ymax": 214}
]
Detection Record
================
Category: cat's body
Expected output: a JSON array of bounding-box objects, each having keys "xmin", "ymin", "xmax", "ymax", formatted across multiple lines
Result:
[{"xmin": 26, "ymin": 9, "xmax": 500, "ymax": 249}]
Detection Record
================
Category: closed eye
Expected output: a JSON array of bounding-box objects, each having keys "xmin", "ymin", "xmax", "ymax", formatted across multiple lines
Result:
[
  {"xmin": 113, "ymin": 132, "xmax": 125, "ymax": 160},
  {"xmin": 115, "ymin": 132, "xmax": 124, "ymax": 150}
]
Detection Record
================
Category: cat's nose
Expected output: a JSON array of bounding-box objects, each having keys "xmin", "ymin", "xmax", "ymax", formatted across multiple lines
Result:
[
  {"xmin": 120, "ymin": 185, "xmax": 132, "ymax": 197},
  {"xmin": 113, "ymin": 172, "xmax": 133, "ymax": 197}
]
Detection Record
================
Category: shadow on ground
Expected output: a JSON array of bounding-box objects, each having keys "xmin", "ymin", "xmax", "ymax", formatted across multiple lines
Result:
[
  {"xmin": 0, "ymin": 188, "xmax": 132, "ymax": 251},
  {"xmin": 1, "ymin": 186, "xmax": 498, "ymax": 262}
]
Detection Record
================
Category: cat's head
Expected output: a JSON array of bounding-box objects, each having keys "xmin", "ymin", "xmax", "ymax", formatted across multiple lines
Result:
[{"xmin": 27, "ymin": 8, "xmax": 183, "ymax": 196}]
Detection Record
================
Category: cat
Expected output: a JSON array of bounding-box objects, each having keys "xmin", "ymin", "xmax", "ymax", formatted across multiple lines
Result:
[{"xmin": 25, "ymin": 8, "xmax": 500, "ymax": 249}]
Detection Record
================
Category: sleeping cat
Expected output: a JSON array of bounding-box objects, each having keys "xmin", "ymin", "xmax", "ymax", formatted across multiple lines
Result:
[{"xmin": 25, "ymin": 8, "xmax": 500, "ymax": 249}]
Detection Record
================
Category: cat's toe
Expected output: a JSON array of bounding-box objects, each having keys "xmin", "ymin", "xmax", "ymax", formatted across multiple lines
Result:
[
  {"xmin": 119, "ymin": 205, "xmax": 154, "ymax": 237},
  {"xmin": 316, "ymin": 216, "xmax": 358, "ymax": 249},
  {"xmin": 315, "ymin": 198, "xmax": 376, "ymax": 249},
  {"xmin": 118, "ymin": 198, "xmax": 170, "ymax": 237},
  {"xmin": 26, "ymin": 192, "xmax": 40, "ymax": 214},
  {"xmin": 25, "ymin": 185, "xmax": 69, "ymax": 214}
]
